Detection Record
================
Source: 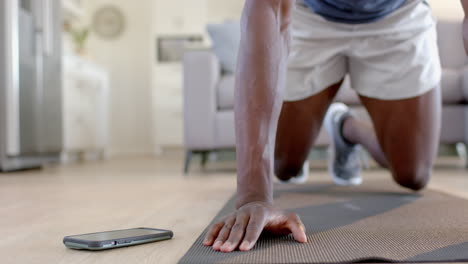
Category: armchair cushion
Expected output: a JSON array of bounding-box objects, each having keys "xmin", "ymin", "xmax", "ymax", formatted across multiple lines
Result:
[
  {"xmin": 217, "ymin": 74, "xmax": 236, "ymax": 110},
  {"xmin": 207, "ymin": 20, "xmax": 241, "ymax": 73}
]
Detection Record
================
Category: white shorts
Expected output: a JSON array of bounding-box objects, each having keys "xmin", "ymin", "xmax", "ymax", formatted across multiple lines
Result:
[{"xmin": 284, "ymin": 0, "xmax": 442, "ymax": 101}]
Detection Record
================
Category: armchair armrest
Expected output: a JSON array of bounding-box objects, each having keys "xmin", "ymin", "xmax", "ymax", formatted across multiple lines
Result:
[{"xmin": 183, "ymin": 50, "xmax": 221, "ymax": 150}]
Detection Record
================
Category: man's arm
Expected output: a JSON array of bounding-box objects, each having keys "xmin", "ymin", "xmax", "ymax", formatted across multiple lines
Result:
[
  {"xmin": 203, "ymin": 0, "xmax": 307, "ymax": 253},
  {"xmin": 235, "ymin": 0, "xmax": 292, "ymax": 208},
  {"xmin": 461, "ymin": 0, "xmax": 468, "ymax": 54},
  {"xmin": 462, "ymin": 0, "xmax": 468, "ymax": 14}
]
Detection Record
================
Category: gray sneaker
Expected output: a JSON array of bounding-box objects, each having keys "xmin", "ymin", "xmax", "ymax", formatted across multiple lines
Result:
[{"xmin": 324, "ymin": 103, "xmax": 362, "ymax": 186}]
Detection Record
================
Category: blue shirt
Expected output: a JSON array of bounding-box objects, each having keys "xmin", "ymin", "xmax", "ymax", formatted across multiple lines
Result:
[{"xmin": 303, "ymin": 0, "xmax": 408, "ymax": 24}]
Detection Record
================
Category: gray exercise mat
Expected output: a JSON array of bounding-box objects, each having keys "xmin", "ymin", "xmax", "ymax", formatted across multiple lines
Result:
[{"xmin": 179, "ymin": 180, "xmax": 468, "ymax": 263}]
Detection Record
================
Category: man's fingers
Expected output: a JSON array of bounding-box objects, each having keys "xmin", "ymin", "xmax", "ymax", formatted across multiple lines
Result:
[
  {"xmin": 220, "ymin": 213, "xmax": 250, "ymax": 252},
  {"xmin": 239, "ymin": 214, "xmax": 266, "ymax": 251},
  {"xmin": 212, "ymin": 217, "xmax": 235, "ymax": 251},
  {"xmin": 203, "ymin": 222, "xmax": 224, "ymax": 246},
  {"xmin": 286, "ymin": 213, "xmax": 307, "ymax": 243}
]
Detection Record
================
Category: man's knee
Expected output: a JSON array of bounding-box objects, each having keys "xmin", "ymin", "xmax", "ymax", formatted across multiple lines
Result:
[
  {"xmin": 393, "ymin": 165, "xmax": 432, "ymax": 191},
  {"xmin": 274, "ymin": 159, "xmax": 302, "ymax": 181}
]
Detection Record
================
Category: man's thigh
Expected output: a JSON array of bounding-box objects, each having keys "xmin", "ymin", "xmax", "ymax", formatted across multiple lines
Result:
[{"xmin": 359, "ymin": 87, "xmax": 442, "ymax": 190}]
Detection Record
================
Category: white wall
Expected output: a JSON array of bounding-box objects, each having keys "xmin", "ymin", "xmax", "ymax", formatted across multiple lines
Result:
[
  {"xmin": 429, "ymin": 0, "xmax": 464, "ymax": 21},
  {"xmin": 83, "ymin": 0, "xmax": 154, "ymax": 156},
  {"xmin": 206, "ymin": 0, "xmax": 245, "ymax": 23}
]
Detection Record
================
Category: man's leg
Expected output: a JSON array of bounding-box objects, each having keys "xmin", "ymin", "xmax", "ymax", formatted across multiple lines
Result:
[
  {"xmin": 342, "ymin": 88, "xmax": 441, "ymax": 191},
  {"xmin": 341, "ymin": 114, "xmax": 388, "ymax": 168},
  {"xmin": 274, "ymin": 82, "xmax": 342, "ymax": 181}
]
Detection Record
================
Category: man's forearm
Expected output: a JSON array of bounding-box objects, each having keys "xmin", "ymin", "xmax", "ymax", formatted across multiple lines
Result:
[
  {"xmin": 462, "ymin": 0, "xmax": 468, "ymax": 15},
  {"xmin": 462, "ymin": 0, "xmax": 468, "ymax": 55},
  {"xmin": 235, "ymin": 0, "xmax": 293, "ymax": 208}
]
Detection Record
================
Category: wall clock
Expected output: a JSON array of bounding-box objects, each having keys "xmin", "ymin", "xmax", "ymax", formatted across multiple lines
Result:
[{"xmin": 92, "ymin": 6, "xmax": 125, "ymax": 39}]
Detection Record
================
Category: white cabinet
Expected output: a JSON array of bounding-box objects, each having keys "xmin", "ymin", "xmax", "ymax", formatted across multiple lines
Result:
[
  {"xmin": 152, "ymin": 65, "xmax": 184, "ymax": 149},
  {"xmin": 62, "ymin": 55, "xmax": 109, "ymax": 161}
]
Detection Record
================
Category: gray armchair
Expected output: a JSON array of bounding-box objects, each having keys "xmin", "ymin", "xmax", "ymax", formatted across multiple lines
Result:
[
  {"xmin": 183, "ymin": 20, "xmax": 468, "ymax": 173},
  {"xmin": 183, "ymin": 50, "xmax": 236, "ymax": 172}
]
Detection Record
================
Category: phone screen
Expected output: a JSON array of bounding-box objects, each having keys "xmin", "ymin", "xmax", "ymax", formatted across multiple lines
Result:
[{"xmin": 70, "ymin": 228, "xmax": 166, "ymax": 241}]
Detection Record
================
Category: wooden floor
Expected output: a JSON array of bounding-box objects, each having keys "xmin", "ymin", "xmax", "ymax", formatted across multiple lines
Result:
[{"xmin": 0, "ymin": 154, "xmax": 467, "ymax": 264}]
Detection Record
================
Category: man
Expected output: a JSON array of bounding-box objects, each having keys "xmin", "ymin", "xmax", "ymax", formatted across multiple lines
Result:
[{"xmin": 204, "ymin": 0, "xmax": 468, "ymax": 253}]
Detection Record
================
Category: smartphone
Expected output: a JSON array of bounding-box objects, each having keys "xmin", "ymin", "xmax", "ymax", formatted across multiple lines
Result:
[{"xmin": 63, "ymin": 227, "xmax": 173, "ymax": 251}]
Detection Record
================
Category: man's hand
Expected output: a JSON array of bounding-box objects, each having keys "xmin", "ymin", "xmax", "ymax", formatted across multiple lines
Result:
[{"xmin": 203, "ymin": 201, "xmax": 307, "ymax": 253}]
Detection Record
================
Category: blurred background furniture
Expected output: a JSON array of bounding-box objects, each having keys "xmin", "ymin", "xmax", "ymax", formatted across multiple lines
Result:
[
  {"xmin": 183, "ymin": 19, "xmax": 468, "ymax": 173},
  {"xmin": 0, "ymin": 0, "xmax": 63, "ymax": 172},
  {"xmin": 62, "ymin": 55, "xmax": 109, "ymax": 162}
]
